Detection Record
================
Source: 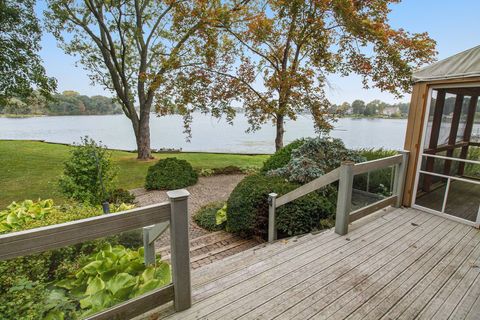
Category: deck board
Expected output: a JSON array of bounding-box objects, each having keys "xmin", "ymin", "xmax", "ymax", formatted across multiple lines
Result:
[{"xmin": 152, "ymin": 208, "xmax": 480, "ymax": 320}]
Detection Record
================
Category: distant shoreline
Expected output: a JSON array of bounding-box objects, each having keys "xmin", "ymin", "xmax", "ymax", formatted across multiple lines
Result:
[
  {"xmin": 0, "ymin": 113, "xmax": 121, "ymax": 118},
  {"xmin": 1, "ymin": 113, "xmax": 408, "ymax": 120}
]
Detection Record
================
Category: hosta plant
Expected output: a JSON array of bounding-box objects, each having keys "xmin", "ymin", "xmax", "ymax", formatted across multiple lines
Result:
[
  {"xmin": 0, "ymin": 199, "xmax": 55, "ymax": 233},
  {"xmin": 55, "ymin": 244, "xmax": 171, "ymax": 318}
]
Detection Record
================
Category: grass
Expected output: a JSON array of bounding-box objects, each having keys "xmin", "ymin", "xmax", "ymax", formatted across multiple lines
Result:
[{"xmin": 0, "ymin": 140, "xmax": 269, "ymax": 208}]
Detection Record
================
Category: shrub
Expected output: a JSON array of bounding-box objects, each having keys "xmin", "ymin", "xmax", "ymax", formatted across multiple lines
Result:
[
  {"xmin": 108, "ymin": 189, "xmax": 135, "ymax": 204},
  {"xmin": 261, "ymin": 139, "xmax": 305, "ymax": 173},
  {"xmin": 276, "ymin": 191, "xmax": 336, "ymax": 237},
  {"xmin": 145, "ymin": 157, "xmax": 198, "ymax": 190},
  {"xmin": 194, "ymin": 202, "xmax": 226, "ymax": 231},
  {"xmin": 59, "ymin": 137, "xmax": 117, "ymax": 205},
  {"xmin": 269, "ymin": 137, "xmax": 365, "ymax": 183},
  {"xmin": 226, "ymin": 174, "xmax": 336, "ymax": 238}
]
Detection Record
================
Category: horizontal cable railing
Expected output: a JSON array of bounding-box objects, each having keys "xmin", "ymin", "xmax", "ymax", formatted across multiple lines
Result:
[
  {"xmin": 268, "ymin": 151, "xmax": 409, "ymax": 241},
  {"xmin": 0, "ymin": 189, "xmax": 192, "ymax": 320}
]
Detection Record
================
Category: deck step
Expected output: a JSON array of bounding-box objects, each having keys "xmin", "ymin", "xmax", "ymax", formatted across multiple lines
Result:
[
  {"xmin": 157, "ymin": 231, "xmax": 259, "ymax": 269},
  {"xmin": 156, "ymin": 231, "xmax": 236, "ymax": 257}
]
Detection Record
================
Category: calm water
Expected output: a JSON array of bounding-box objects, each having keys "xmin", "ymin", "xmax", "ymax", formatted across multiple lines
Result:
[{"xmin": 0, "ymin": 113, "xmax": 407, "ymax": 154}]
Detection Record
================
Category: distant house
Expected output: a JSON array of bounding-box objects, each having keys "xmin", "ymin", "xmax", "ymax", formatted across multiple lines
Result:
[{"xmin": 381, "ymin": 106, "xmax": 400, "ymax": 116}]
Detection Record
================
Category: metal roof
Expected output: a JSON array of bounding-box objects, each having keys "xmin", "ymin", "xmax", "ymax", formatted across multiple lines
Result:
[{"xmin": 413, "ymin": 45, "xmax": 480, "ymax": 83}]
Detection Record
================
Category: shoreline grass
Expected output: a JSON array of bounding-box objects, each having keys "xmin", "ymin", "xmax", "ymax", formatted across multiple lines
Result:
[{"xmin": 0, "ymin": 140, "xmax": 269, "ymax": 208}]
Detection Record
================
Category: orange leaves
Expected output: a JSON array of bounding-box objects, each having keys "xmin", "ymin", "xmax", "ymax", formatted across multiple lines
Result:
[{"xmin": 246, "ymin": 13, "xmax": 274, "ymax": 43}]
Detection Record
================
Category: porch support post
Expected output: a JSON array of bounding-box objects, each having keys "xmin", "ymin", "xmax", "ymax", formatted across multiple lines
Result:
[
  {"xmin": 335, "ymin": 161, "xmax": 354, "ymax": 236},
  {"xmin": 458, "ymin": 95, "xmax": 479, "ymax": 175},
  {"xmin": 444, "ymin": 94, "xmax": 464, "ymax": 175},
  {"xmin": 424, "ymin": 89, "xmax": 446, "ymax": 192},
  {"xmin": 394, "ymin": 151, "xmax": 409, "ymax": 208}
]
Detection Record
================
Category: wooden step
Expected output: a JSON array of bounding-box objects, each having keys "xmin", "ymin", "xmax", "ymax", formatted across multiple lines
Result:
[
  {"xmin": 156, "ymin": 231, "xmax": 236, "ymax": 256},
  {"xmin": 159, "ymin": 231, "xmax": 245, "ymax": 262}
]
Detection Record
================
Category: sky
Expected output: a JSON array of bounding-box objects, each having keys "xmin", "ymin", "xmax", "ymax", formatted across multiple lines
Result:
[{"xmin": 36, "ymin": 0, "xmax": 480, "ymax": 105}]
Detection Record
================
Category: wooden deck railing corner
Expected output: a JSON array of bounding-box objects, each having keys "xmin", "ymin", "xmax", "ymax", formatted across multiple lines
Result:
[{"xmin": 267, "ymin": 150, "xmax": 410, "ymax": 241}]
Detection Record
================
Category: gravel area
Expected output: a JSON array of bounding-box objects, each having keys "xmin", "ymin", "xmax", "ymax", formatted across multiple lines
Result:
[{"xmin": 130, "ymin": 174, "xmax": 245, "ymax": 246}]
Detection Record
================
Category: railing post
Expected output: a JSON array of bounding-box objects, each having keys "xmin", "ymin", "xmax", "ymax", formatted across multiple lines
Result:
[
  {"xmin": 143, "ymin": 225, "xmax": 156, "ymax": 266},
  {"xmin": 268, "ymin": 193, "xmax": 278, "ymax": 242},
  {"xmin": 393, "ymin": 151, "xmax": 409, "ymax": 208},
  {"xmin": 167, "ymin": 189, "xmax": 191, "ymax": 312},
  {"xmin": 335, "ymin": 161, "xmax": 355, "ymax": 236}
]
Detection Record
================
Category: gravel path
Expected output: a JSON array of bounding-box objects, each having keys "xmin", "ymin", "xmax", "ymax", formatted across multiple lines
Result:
[{"xmin": 131, "ymin": 174, "xmax": 245, "ymax": 246}]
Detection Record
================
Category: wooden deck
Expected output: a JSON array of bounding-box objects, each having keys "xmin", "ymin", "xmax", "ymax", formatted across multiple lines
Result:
[{"xmin": 148, "ymin": 207, "xmax": 480, "ymax": 320}]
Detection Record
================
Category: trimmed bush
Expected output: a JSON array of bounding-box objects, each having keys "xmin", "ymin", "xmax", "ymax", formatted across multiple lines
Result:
[
  {"xmin": 145, "ymin": 157, "xmax": 198, "ymax": 190},
  {"xmin": 226, "ymin": 174, "xmax": 335, "ymax": 239},
  {"xmin": 261, "ymin": 139, "xmax": 305, "ymax": 173},
  {"xmin": 194, "ymin": 202, "xmax": 226, "ymax": 231},
  {"xmin": 276, "ymin": 191, "xmax": 336, "ymax": 237}
]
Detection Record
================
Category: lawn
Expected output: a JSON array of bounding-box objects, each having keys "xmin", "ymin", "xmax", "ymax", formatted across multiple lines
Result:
[{"xmin": 0, "ymin": 140, "xmax": 269, "ymax": 208}]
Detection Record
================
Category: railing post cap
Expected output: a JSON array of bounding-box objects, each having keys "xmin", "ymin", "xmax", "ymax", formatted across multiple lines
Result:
[
  {"xmin": 341, "ymin": 160, "xmax": 355, "ymax": 166},
  {"xmin": 269, "ymin": 193, "xmax": 278, "ymax": 198},
  {"xmin": 167, "ymin": 189, "xmax": 190, "ymax": 200}
]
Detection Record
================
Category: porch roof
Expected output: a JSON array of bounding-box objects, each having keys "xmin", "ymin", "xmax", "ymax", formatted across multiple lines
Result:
[{"xmin": 413, "ymin": 45, "xmax": 480, "ymax": 83}]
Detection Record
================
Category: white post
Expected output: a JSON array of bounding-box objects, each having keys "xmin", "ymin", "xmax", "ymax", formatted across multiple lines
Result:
[
  {"xmin": 167, "ymin": 189, "xmax": 191, "ymax": 312},
  {"xmin": 335, "ymin": 161, "xmax": 354, "ymax": 236},
  {"xmin": 394, "ymin": 151, "xmax": 409, "ymax": 208},
  {"xmin": 268, "ymin": 193, "xmax": 278, "ymax": 242}
]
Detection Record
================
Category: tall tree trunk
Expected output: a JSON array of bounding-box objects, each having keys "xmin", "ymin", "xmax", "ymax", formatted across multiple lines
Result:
[
  {"xmin": 275, "ymin": 114, "xmax": 285, "ymax": 151},
  {"xmin": 135, "ymin": 108, "xmax": 152, "ymax": 160}
]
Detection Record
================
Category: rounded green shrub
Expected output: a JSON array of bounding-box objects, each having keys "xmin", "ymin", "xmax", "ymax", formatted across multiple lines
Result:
[
  {"xmin": 145, "ymin": 157, "xmax": 198, "ymax": 190},
  {"xmin": 226, "ymin": 173, "xmax": 335, "ymax": 239},
  {"xmin": 194, "ymin": 202, "xmax": 226, "ymax": 231},
  {"xmin": 261, "ymin": 139, "xmax": 305, "ymax": 173}
]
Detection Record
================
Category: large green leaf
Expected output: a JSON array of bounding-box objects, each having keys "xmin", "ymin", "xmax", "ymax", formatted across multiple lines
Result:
[
  {"xmin": 106, "ymin": 273, "xmax": 136, "ymax": 297},
  {"xmin": 85, "ymin": 276, "xmax": 105, "ymax": 296},
  {"xmin": 141, "ymin": 267, "xmax": 155, "ymax": 283},
  {"xmin": 154, "ymin": 262, "xmax": 172, "ymax": 286},
  {"xmin": 44, "ymin": 310, "xmax": 65, "ymax": 320},
  {"xmin": 82, "ymin": 260, "xmax": 103, "ymax": 275},
  {"xmin": 134, "ymin": 279, "xmax": 162, "ymax": 297}
]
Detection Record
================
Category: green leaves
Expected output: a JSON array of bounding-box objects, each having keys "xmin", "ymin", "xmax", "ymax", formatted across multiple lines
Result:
[
  {"xmin": 106, "ymin": 273, "xmax": 135, "ymax": 297},
  {"xmin": 58, "ymin": 137, "xmax": 118, "ymax": 205},
  {"xmin": 0, "ymin": 199, "xmax": 55, "ymax": 233},
  {"xmin": 85, "ymin": 277, "xmax": 105, "ymax": 296},
  {"xmin": 54, "ymin": 244, "xmax": 171, "ymax": 316}
]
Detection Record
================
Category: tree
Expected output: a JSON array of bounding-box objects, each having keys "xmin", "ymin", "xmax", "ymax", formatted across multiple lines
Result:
[
  {"xmin": 365, "ymin": 99, "xmax": 387, "ymax": 116},
  {"xmin": 0, "ymin": 0, "xmax": 56, "ymax": 105},
  {"xmin": 45, "ymin": 0, "xmax": 249, "ymax": 159},
  {"xmin": 351, "ymin": 100, "xmax": 366, "ymax": 115},
  {"xmin": 213, "ymin": 0, "xmax": 436, "ymax": 150}
]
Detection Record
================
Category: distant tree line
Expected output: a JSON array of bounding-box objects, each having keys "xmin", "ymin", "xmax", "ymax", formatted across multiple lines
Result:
[
  {"xmin": 0, "ymin": 90, "xmax": 122, "ymax": 116},
  {"xmin": 333, "ymin": 99, "xmax": 410, "ymax": 118}
]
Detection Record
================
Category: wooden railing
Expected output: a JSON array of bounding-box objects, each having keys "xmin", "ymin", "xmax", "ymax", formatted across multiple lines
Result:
[
  {"xmin": 268, "ymin": 151, "xmax": 409, "ymax": 241},
  {"xmin": 0, "ymin": 189, "xmax": 192, "ymax": 320}
]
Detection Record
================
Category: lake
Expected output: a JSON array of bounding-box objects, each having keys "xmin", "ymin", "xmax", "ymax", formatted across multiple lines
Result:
[{"xmin": 0, "ymin": 113, "xmax": 407, "ymax": 154}]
